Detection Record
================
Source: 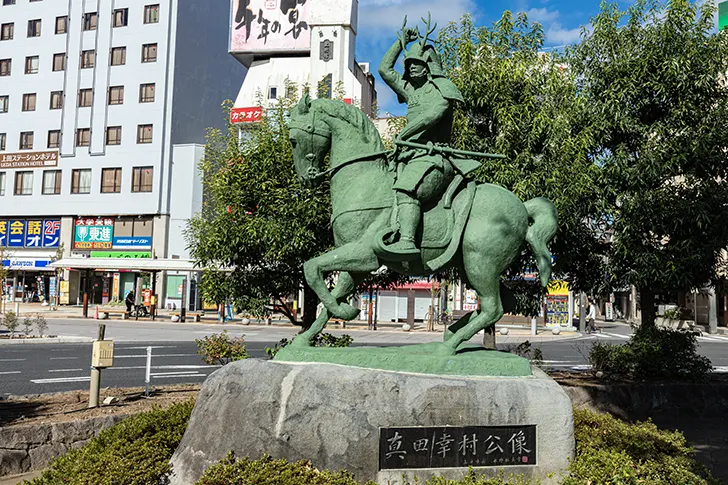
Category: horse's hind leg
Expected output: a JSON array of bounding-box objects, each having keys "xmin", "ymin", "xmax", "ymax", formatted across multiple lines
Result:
[{"xmin": 443, "ymin": 260, "xmax": 504, "ymax": 351}]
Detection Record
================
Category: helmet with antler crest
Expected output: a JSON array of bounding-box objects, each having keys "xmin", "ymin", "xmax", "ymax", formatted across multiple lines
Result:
[{"xmin": 398, "ymin": 13, "xmax": 446, "ymax": 80}]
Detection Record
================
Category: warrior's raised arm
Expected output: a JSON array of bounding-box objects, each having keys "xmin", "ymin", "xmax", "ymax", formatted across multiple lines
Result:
[{"xmin": 378, "ymin": 27, "xmax": 419, "ymax": 104}]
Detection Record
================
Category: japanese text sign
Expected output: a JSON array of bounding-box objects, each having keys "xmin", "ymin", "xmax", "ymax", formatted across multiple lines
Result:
[
  {"xmin": 379, "ymin": 425, "xmax": 537, "ymax": 470},
  {"xmin": 0, "ymin": 151, "xmax": 58, "ymax": 169},
  {"xmin": 0, "ymin": 219, "xmax": 60, "ymax": 248},
  {"xmin": 230, "ymin": 106, "xmax": 263, "ymax": 123},
  {"xmin": 231, "ymin": 0, "xmax": 312, "ymax": 53},
  {"xmin": 73, "ymin": 218, "xmax": 114, "ymax": 249}
]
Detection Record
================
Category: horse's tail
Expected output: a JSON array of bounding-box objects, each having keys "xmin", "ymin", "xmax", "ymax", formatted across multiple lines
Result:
[{"xmin": 524, "ymin": 197, "xmax": 558, "ymax": 288}]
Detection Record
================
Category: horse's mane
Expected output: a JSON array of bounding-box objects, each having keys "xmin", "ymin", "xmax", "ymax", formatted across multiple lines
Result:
[{"xmin": 312, "ymin": 99, "xmax": 385, "ymax": 151}]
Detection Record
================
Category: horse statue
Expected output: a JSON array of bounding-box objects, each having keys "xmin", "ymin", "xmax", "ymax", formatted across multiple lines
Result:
[{"xmin": 286, "ymin": 94, "xmax": 558, "ymax": 356}]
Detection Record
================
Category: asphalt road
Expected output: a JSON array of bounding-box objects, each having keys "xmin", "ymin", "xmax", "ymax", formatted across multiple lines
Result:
[{"xmin": 2, "ymin": 318, "xmax": 728, "ymax": 396}]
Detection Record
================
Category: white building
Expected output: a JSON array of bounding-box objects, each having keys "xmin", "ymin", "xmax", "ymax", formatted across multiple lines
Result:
[
  {"xmin": 0, "ymin": 0, "xmax": 244, "ymax": 307},
  {"xmin": 229, "ymin": 0, "xmax": 376, "ymax": 123}
]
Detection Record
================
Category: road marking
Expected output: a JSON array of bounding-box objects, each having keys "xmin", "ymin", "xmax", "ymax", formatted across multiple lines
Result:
[
  {"xmin": 31, "ymin": 376, "xmax": 91, "ymax": 384},
  {"xmin": 152, "ymin": 373, "xmax": 206, "ymax": 379},
  {"xmin": 699, "ymin": 335, "xmax": 728, "ymax": 342},
  {"xmin": 108, "ymin": 365, "xmax": 217, "ymax": 371},
  {"xmin": 714, "ymin": 366, "xmax": 728, "ymax": 373},
  {"xmin": 49, "ymin": 357, "xmax": 79, "ymax": 360},
  {"xmin": 123, "ymin": 346, "xmax": 178, "ymax": 350},
  {"xmin": 0, "ymin": 371, "xmax": 21, "ymax": 375},
  {"xmin": 0, "ymin": 358, "xmax": 26, "ymax": 362},
  {"xmin": 150, "ymin": 371, "xmax": 200, "ymax": 376},
  {"xmin": 114, "ymin": 354, "xmax": 195, "ymax": 359},
  {"xmin": 49, "ymin": 368, "xmax": 84, "ymax": 373}
]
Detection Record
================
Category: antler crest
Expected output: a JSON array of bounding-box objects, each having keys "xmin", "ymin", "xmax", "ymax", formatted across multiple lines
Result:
[{"xmin": 419, "ymin": 12, "xmax": 437, "ymax": 48}]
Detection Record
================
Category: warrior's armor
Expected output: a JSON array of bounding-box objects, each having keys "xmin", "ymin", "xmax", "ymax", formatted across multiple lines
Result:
[{"xmin": 378, "ymin": 20, "xmax": 480, "ymax": 258}]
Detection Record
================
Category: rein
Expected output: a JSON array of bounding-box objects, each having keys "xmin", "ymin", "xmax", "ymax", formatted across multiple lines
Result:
[{"xmin": 313, "ymin": 149, "xmax": 390, "ymax": 180}]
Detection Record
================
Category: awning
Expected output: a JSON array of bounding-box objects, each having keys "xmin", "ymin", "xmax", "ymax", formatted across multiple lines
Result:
[{"xmin": 50, "ymin": 258, "xmax": 200, "ymax": 273}]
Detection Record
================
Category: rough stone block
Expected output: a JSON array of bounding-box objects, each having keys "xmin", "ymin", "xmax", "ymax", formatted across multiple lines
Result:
[{"xmin": 169, "ymin": 359, "xmax": 574, "ymax": 485}]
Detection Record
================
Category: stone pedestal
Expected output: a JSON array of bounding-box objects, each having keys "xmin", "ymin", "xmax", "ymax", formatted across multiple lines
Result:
[{"xmin": 169, "ymin": 359, "xmax": 574, "ymax": 485}]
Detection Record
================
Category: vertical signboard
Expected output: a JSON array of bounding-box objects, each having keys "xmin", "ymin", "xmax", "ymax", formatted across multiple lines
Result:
[
  {"xmin": 720, "ymin": 1, "xmax": 728, "ymax": 31},
  {"xmin": 43, "ymin": 220, "xmax": 61, "ymax": 248},
  {"xmin": 24, "ymin": 220, "xmax": 43, "ymax": 248},
  {"xmin": 231, "ymin": 0, "xmax": 312, "ymax": 54}
]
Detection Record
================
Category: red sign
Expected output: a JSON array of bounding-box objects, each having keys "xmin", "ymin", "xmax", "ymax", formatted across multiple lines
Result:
[{"xmin": 230, "ymin": 107, "xmax": 263, "ymax": 124}]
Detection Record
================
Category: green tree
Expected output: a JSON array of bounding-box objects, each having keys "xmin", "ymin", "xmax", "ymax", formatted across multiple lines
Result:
[
  {"xmin": 437, "ymin": 12, "xmax": 605, "ymax": 297},
  {"xmin": 186, "ymin": 91, "xmax": 332, "ymax": 327},
  {"xmin": 569, "ymin": 0, "xmax": 728, "ymax": 325}
]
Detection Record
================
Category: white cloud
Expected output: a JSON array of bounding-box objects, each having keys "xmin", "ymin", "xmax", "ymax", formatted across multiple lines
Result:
[
  {"xmin": 358, "ymin": 0, "xmax": 476, "ymax": 35},
  {"xmin": 545, "ymin": 24, "xmax": 582, "ymax": 45},
  {"xmin": 526, "ymin": 7, "xmax": 560, "ymax": 24}
]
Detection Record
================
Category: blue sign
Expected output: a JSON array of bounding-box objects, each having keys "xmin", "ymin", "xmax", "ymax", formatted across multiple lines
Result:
[
  {"xmin": 25, "ymin": 220, "xmax": 43, "ymax": 248},
  {"xmin": 112, "ymin": 236, "xmax": 152, "ymax": 250},
  {"xmin": 43, "ymin": 220, "xmax": 61, "ymax": 248},
  {"xmin": 49, "ymin": 277, "xmax": 57, "ymax": 297},
  {"xmin": 1, "ymin": 259, "xmax": 51, "ymax": 269},
  {"xmin": 7, "ymin": 220, "xmax": 25, "ymax": 247}
]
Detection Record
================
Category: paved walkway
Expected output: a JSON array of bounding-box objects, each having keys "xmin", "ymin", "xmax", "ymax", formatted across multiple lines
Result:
[{"xmin": 0, "ymin": 471, "xmax": 41, "ymax": 485}]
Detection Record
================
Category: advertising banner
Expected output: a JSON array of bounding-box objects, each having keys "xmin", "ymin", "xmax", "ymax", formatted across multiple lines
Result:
[
  {"xmin": 0, "ymin": 219, "xmax": 61, "ymax": 248},
  {"xmin": 112, "ymin": 236, "xmax": 152, "ymax": 250},
  {"xmin": 230, "ymin": 106, "xmax": 263, "ymax": 123},
  {"xmin": 91, "ymin": 251, "xmax": 151, "ymax": 259},
  {"xmin": 231, "ymin": 0, "xmax": 312, "ymax": 54},
  {"xmin": 7, "ymin": 220, "xmax": 26, "ymax": 247},
  {"xmin": 73, "ymin": 218, "xmax": 114, "ymax": 249}
]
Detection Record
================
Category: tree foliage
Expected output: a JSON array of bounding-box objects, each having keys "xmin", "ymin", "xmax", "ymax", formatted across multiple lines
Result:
[
  {"xmin": 569, "ymin": 0, "xmax": 728, "ymax": 324},
  {"xmin": 437, "ymin": 12, "xmax": 605, "ymax": 294}
]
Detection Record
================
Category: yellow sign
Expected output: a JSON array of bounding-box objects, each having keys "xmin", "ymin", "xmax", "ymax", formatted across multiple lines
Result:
[
  {"xmin": 59, "ymin": 280, "xmax": 69, "ymax": 305},
  {"xmin": 547, "ymin": 280, "xmax": 570, "ymax": 296},
  {"xmin": 91, "ymin": 340, "xmax": 114, "ymax": 368}
]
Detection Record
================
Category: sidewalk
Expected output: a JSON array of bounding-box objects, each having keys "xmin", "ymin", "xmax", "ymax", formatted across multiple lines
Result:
[{"xmin": 0, "ymin": 471, "xmax": 41, "ymax": 485}]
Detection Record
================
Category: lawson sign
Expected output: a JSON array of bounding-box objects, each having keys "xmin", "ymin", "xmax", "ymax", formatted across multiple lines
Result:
[
  {"xmin": 2, "ymin": 258, "xmax": 52, "ymax": 270},
  {"xmin": 112, "ymin": 237, "xmax": 152, "ymax": 250}
]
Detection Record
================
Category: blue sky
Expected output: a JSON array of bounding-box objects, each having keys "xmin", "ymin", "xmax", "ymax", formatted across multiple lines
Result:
[{"xmin": 354, "ymin": 0, "xmax": 718, "ymax": 116}]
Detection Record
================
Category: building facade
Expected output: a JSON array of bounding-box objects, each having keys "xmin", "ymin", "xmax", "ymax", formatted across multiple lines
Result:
[{"xmin": 0, "ymin": 0, "xmax": 244, "ymax": 306}]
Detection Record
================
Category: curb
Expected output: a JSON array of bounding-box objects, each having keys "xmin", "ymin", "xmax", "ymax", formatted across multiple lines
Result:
[{"xmin": 0, "ymin": 336, "xmax": 94, "ymax": 345}]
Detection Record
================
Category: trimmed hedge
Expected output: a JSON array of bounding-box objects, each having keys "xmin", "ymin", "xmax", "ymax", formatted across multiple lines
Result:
[{"xmin": 26, "ymin": 400, "xmax": 194, "ymax": 485}]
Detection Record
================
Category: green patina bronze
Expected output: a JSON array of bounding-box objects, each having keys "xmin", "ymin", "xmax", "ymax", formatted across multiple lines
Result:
[{"xmin": 280, "ymin": 14, "xmax": 558, "ymax": 375}]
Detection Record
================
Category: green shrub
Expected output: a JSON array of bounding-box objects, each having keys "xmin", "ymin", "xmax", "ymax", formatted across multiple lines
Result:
[
  {"xmin": 22, "ymin": 315, "xmax": 33, "ymax": 336},
  {"xmin": 26, "ymin": 400, "xmax": 194, "ymax": 485},
  {"xmin": 564, "ymin": 408, "xmax": 720, "ymax": 485},
  {"xmin": 34, "ymin": 314, "xmax": 48, "ymax": 337},
  {"xmin": 2, "ymin": 311, "xmax": 18, "ymax": 337},
  {"xmin": 265, "ymin": 332, "xmax": 354, "ymax": 358},
  {"xmin": 196, "ymin": 331, "xmax": 250, "ymax": 365},
  {"xmin": 588, "ymin": 325, "xmax": 712, "ymax": 380}
]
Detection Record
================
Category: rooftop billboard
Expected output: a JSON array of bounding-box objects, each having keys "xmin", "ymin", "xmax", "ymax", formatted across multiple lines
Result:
[{"xmin": 231, "ymin": 0, "xmax": 312, "ymax": 54}]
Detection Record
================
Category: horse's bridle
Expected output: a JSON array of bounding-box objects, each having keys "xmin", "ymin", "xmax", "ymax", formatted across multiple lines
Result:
[{"xmin": 289, "ymin": 110, "xmax": 389, "ymax": 181}]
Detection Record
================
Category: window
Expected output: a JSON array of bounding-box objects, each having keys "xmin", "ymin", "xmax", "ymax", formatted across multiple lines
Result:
[
  {"xmin": 108, "ymin": 86, "xmax": 124, "ymax": 105},
  {"xmin": 50, "ymin": 91, "xmax": 63, "ymax": 109},
  {"xmin": 101, "ymin": 168, "xmax": 122, "ymax": 193},
  {"xmin": 144, "ymin": 4, "xmax": 160, "ymax": 24},
  {"xmin": 113, "ymin": 8, "xmax": 128, "ymax": 27},
  {"xmin": 0, "ymin": 172, "xmax": 4, "ymax": 196},
  {"xmin": 19, "ymin": 131, "xmax": 33, "ymax": 150},
  {"xmin": 14, "ymin": 171, "xmax": 33, "ymax": 195},
  {"xmin": 137, "ymin": 124, "xmax": 153, "ymax": 144},
  {"xmin": 0, "ymin": 96, "xmax": 7, "ymax": 113},
  {"xmin": 81, "ymin": 50, "xmax": 95, "ymax": 68},
  {"xmin": 141, "ymin": 43, "xmax": 157, "ymax": 63},
  {"xmin": 27, "ymin": 19, "xmax": 41, "ymax": 37},
  {"xmin": 106, "ymin": 126, "xmax": 121, "ymax": 145},
  {"xmin": 71, "ymin": 169, "xmax": 91, "ymax": 194},
  {"xmin": 83, "ymin": 12, "xmax": 97, "ymax": 31},
  {"xmin": 132, "ymin": 167, "xmax": 153, "ymax": 192},
  {"xmin": 139, "ymin": 83, "xmax": 155, "ymax": 103},
  {"xmin": 52, "ymin": 53, "xmax": 65, "ymax": 71},
  {"xmin": 3, "ymin": 0, "xmax": 16, "ymax": 5},
  {"xmin": 55, "ymin": 16, "xmax": 67, "ymax": 34},
  {"xmin": 25, "ymin": 56, "xmax": 39, "ymax": 74},
  {"xmin": 0, "ymin": 59, "xmax": 10, "ymax": 76},
  {"xmin": 78, "ymin": 89, "xmax": 93, "ymax": 107},
  {"xmin": 22, "ymin": 93, "xmax": 36, "ymax": 111},
  {"xmin": 47, "ymin": 130, "xmax": 60, "ymax": 148},
  {"xmin": 42, "ymin": 170, "xmax": 61, "ymax": 195},
  {"xmin": 0, "ymin": 133, "xmax": 5, "ymax": 151},
  {"xmin": 76, "ymin": 128, "xmax": 90, "ymax": 147},
  {"xmin": 1, "ymin": 22, "xmax": 13, "ymax": 40},
  {"xmin": 110, "ymin": 47, "xmax": 126, "ymax": 66},
  {"xmin": 268, "ymin": 86, "xmax": 277, "ymax": 100}
]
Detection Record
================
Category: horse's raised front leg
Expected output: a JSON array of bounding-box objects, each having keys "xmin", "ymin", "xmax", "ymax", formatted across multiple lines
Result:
[
  {"xmin": 293, "ymin": 271, "xmax": 365, "ymax": 347},
  {"xmin": 303, "ymin": 243, "xmax": 379, "ymax": 321}
]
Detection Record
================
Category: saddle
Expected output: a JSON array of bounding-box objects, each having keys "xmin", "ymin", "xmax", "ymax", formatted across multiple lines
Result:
[{"xmin": 374, "ymin": 175, "xmax": 477, "ymax": 272}]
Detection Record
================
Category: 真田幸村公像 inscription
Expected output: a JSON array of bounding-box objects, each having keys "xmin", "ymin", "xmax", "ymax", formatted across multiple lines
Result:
[{"xmin": 379, "ymin": 425, "xmax": 536, "ymax": 470}]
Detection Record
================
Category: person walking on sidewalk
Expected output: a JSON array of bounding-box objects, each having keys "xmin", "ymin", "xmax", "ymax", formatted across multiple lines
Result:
[{"xmin": 587, "ymin": 299, "xmax": 598, "ymax": 333}]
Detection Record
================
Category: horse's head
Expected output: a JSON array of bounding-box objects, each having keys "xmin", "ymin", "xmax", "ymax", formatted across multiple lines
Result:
[{"xmin": 288, "ymin": 94, "xmax": 332, "ymax": 188}]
